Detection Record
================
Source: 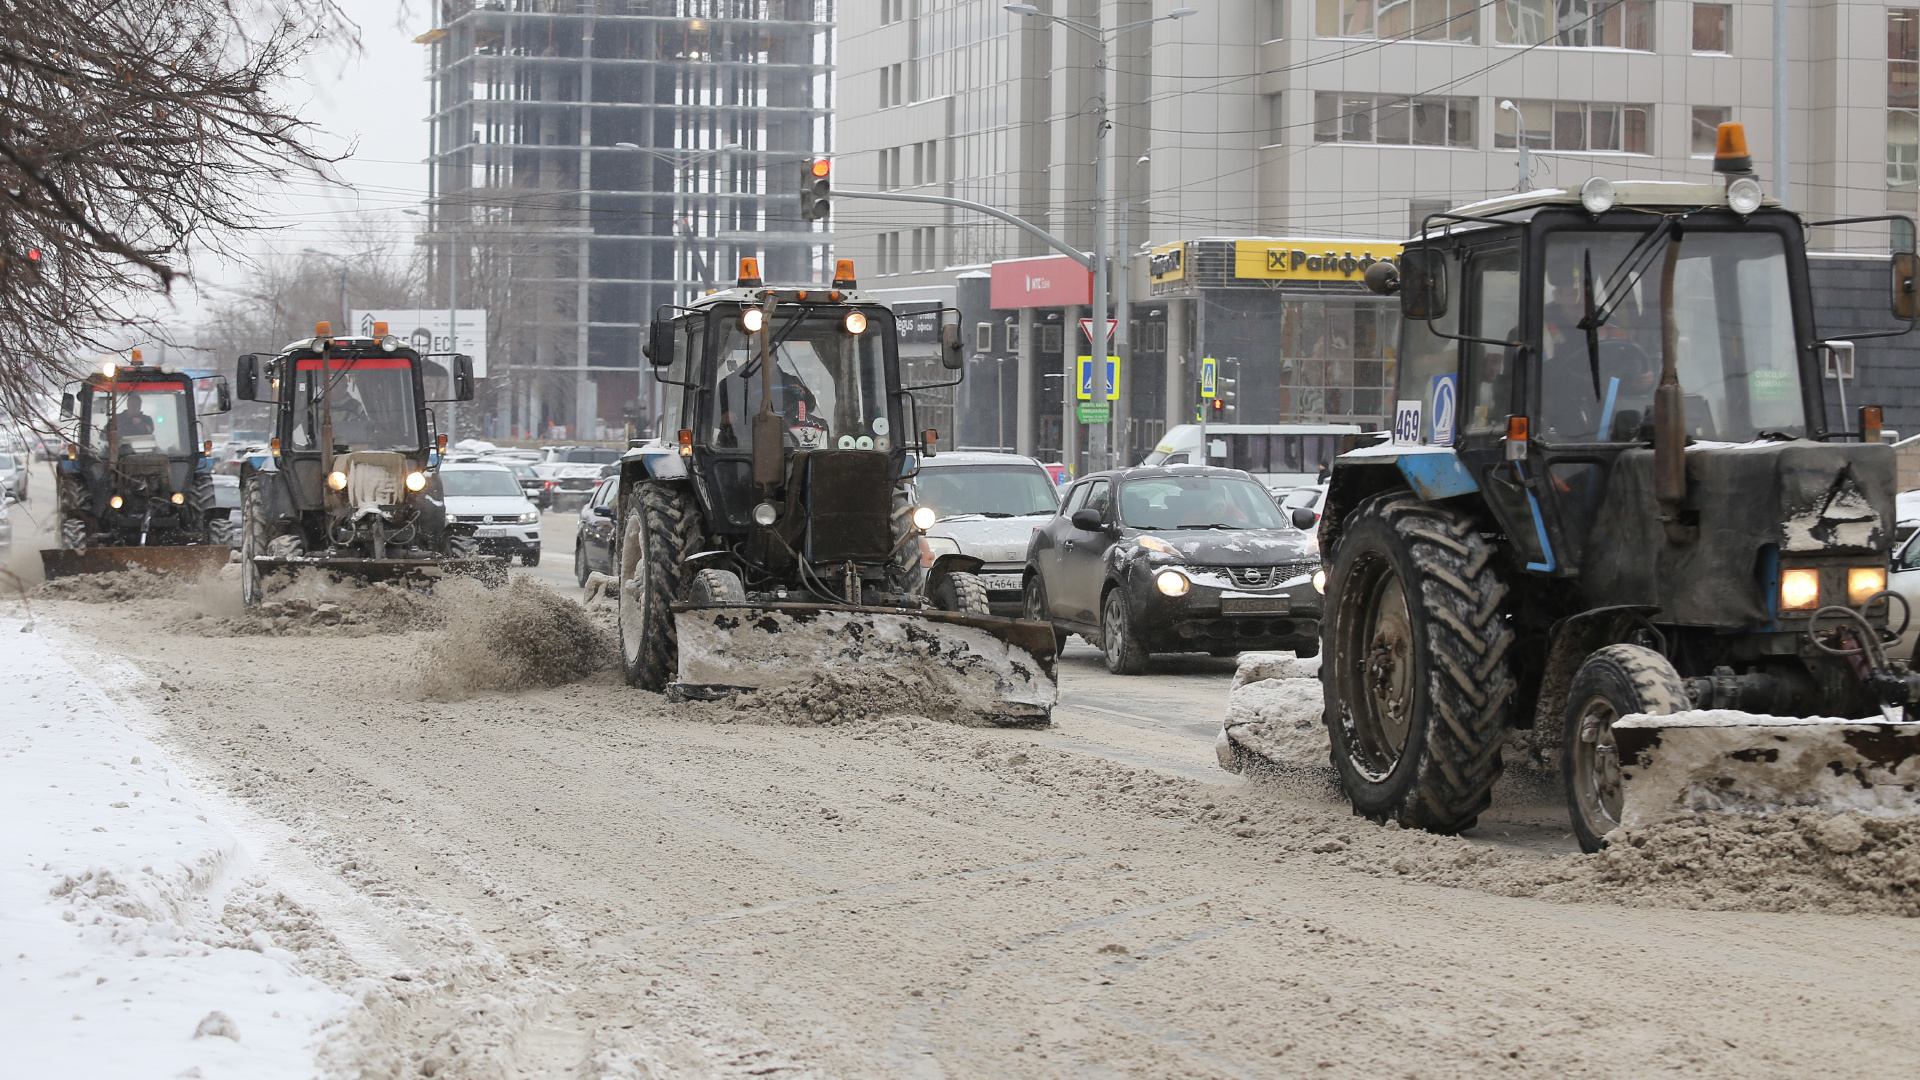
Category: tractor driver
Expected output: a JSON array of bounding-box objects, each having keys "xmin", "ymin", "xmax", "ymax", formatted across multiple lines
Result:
[{"xmin": 107, "ymin": 394, "xmax": 156, "ymax": 439}]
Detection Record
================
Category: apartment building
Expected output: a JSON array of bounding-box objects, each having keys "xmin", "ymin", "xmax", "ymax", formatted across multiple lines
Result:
[{"xmin": 835, "ymin": 1, "xmax": 1920, "ymax": 468}]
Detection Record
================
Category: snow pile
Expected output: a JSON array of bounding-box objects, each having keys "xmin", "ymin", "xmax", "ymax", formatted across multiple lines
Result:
[
  {"xmin": 1217, "ymin": 652, "xmax": 1331, "ymax": 776},
  {"xmin": 415, "ymin": 576, "xmax": 614, "ymax": 696},
  {"xmin": 37, "ymin": 566, "xmax": 185, "ymax": 602},
  {"xmin": 1615, "ymin": 710, "xmax": 1920, "ymax": 829},
  {"xmin": 0, "ymin": 618, "xmax": 349, "ymax": 1078}
]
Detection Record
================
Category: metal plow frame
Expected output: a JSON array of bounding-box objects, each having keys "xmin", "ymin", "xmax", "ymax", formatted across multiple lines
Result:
[
  {"xmin": 41, "ymin": 545, "xmax": 232, "ymax": 581},
  {"xmin": 669, "ymin": 602, "xmax": 1059, "ymax": 726},
  {"xmin": 249, "ymin": 554, "xmax": 509, "ymax": 590}
]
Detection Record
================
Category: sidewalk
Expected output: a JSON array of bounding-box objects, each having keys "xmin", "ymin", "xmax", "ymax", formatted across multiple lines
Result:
[{"xmin": 0, "ymin": 615, "xmax": 348, "ymax": 1079}]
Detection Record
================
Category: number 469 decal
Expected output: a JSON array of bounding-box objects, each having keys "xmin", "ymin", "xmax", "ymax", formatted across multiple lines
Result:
[{"xmin": 1392, "ymin": 399, "xmax": 1424, "ymax": 446}]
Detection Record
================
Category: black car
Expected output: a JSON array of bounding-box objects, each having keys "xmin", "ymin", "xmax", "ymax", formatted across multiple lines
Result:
[
  {"xmin": 574, "ymin": 476, "xmax": 619, "ymax": 586},
  {"xmin": 1024, "ymin": 465, "xmax": 1323, "ymax": 674}
]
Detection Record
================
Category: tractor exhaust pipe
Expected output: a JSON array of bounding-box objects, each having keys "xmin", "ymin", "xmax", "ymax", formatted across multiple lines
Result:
[{"xmin": 1654, "ymin": 231, "xmax": 1692, "ymax": 543}]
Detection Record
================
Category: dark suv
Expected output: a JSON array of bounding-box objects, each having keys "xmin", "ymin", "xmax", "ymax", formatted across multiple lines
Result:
[{"xmin": 1023, "ymin": 465, "xmax": 1323, "ymax": 674}]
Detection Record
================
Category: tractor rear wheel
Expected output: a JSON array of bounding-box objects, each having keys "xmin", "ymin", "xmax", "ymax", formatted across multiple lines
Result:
[
  {"xmin": 618, "ymin": 481, "xmax": 700, "ymax": 691},
  {"xmin": 1323, "ymin": 491, "xmax": 1515, "ymax": 834},
  {"xmin": 1562, "ymin": 645, "xmax": 1689, "ymax": 853},
  {"xmin": 932, "ymin": 571, "xmax": 991, "ymax": 616}
]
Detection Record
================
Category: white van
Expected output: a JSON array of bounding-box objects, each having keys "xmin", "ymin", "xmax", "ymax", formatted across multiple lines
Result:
[{"xmin": 1141, "ymin": 423, "xmax": 1363, "ymax": 489}]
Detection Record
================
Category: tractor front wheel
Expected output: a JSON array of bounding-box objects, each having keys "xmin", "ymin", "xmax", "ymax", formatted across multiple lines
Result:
[
  {"xmin": 1323, "ymin": 491, "xmax": 1515, "ymax": 834},
  {"xmin": 1562, "ymin": 645, "xmax": 1689, "ymax": 853},
  {"xmin": 932, "ymin": 570, "xmax": 991, "ymax": 616},
  {"xmin": 618, "ymin": 482, "xmax": 700, "ymax": 691}
]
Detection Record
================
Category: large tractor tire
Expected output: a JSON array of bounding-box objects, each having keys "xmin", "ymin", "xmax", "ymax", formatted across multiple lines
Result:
[
  {"xmin": 1562, "ymin": 644, "xmax": 1689, "ymax": 853},
  {"xmin": 239, "ymin": 477, "xmax": 270, "ymax": 606},
  {"xmin": 1322, "ymin": 491, "xmax": 1515, "ymax": 834},
  {"xmin": 618, "ymin": 481, "xmax": 700, "ymax": 691},
  {"xmin": 932, "ymin": 570, "xmax": 991, "ymax": 616},
  {"xmin": 56, "ymin": 477, "xmax": 89, "ymax": 550}
]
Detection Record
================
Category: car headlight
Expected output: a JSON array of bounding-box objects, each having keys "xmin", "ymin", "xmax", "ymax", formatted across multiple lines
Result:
[
  {"xmin": 1137, "ymin": 535, "xmax": 1177, "ymax": 555},
  {"xmin": 1780, "ymin": 568, "xmax": 1820, "ymax": 612},
  {"xmin": 1155, "ymin": 569, "xmax": 1190, "ymax": 597},
  {"xmin": 1312, "ymin": 568, "xmax": 1327, "ymax": 594},
  {"xmin": 405, "ymin": 471, "xmax": 428, "ymax": 492},
  {"xmin": 109, "ymin": 495, "xmax": 123, "ymax": 509},
  {"xmin": 911, "ymin": 505, "xmax": 938, "ymax": 531},
  {"xmin": 327, "ymin": 470, "xmax": 348, "ymax": 490},
  {"xmin": 518, "ymin": 511, "xmax": 540, "ymax": 524},
  {"xmin": 1849, "ymin": 566, "xmax": 1888, "ymax": 607}
]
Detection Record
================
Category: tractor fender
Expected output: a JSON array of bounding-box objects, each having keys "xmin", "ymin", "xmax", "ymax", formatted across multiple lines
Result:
[
  {"xmin": 1321, "ymin": 461, "xmax": 1407, "ymax": 558},
  {"xmin": 1532, "ymin": 605, "xmax": 1666, "ymax": 732},
  {"xmin": 924, "ymin": 553, "xmax": 985, "ymax": 597}
]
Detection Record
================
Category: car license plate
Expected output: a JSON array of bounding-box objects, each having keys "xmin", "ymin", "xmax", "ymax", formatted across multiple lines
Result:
[
  {"xmin": 1222, "ymin": 596, "xmax": 1290, "ymax": 614},
  {"xmin": 475, "ymin": 526, "xmax": 511, "ymax": 537},
  {"xmin": 978, "ymin": 573, "xmax": 1022, "ymax": 592}
]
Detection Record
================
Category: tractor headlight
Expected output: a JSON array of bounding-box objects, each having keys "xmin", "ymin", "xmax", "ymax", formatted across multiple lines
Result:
[
  {"xmin": 1579, "ymin": 176, "xmax": 1616, "ymax": 215},
  {"xmin": 911, "ymin": 505, "xmax": 937, "ymax": 530},
  {"xmin": 405, "ymin": 471, "xmax": 428, "ymax": 492},
  {"xmin": 1155, "ymin": 569, "xmax": 1190, "ymax": 597},
  {"xmin": 327, "ymin": 470, "xmax": 348, "ymax": 490},
  {"xmin": 109, "ymin": 495, "xmax": 123, "ymax": 509},
  {"xmin": 1849, "ymin": 567, "xmax": 1888, "ymax": 607},
  {"xmin": 740, "ymin": 307, "xmax": 765, "ymax": 334},
  {"xmin": 1727, "ymin": 177, "xmax": 1764, "ymax": 216},
  {"xmin": 170, "ymin": 492, "xmax": 184, "ymax": 505},
  {"xmin": 1780, "ymin": 568, "xmax": 1821, "ymax": 612},
  {"xmin": 1312, "ymin": 568, "xmax": 1327, "ymax": 594},
  {"xmin": 844, "ymin": 310, "xmax": 868, "ymax": 335},
  {"xmin": 518, "ymin": 511, "xmax": 539, "ymax": 524},
  {"xmin": 752, "ymin": 501, "xmax": 779, "ymax": 527}
]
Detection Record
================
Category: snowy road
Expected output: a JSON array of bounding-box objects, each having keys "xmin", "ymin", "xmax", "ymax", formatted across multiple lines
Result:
[{"xmin": 8, "ymin": 558, "xmax": 1920, "ymax": 1080}]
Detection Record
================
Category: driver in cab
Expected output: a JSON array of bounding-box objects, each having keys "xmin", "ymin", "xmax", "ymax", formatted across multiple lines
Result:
[{"xmin": 107, "ymin": 394, "xmax": 156, "ymax": 439}]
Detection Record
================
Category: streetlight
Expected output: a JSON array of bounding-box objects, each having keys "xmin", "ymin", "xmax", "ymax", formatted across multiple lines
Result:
[
  {"xmin": 1500, "ymin": 100, "xmax": 1533, "ymax": 193},
  {"xmin": 1005, "ymin": 3, "xmax": 1196, "ymax": 472}
]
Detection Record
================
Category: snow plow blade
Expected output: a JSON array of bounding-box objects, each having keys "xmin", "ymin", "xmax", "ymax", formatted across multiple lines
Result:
[
  {"xmin": 248, "ymin": 554, "xmax": 508, "ymax": 588},
  {"xmin": 1615, "ymin": 713, "xmax": 1920, "ymax": 831},
  {"xmin": 669, "ymin": 602, "xmax": 1058, "ymax": 726},
  {"xmin": 40, "ymin": 545, "xmax": 231, "ymax": 581}
]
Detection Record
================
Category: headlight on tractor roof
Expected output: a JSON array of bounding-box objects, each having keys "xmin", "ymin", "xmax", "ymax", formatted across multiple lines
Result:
[
  {"xmin": 1780, "ymin": 568, "xmax": 1821, "ymax": 612},
  {"xmin": 1155, "ymin": 569, "xmax": 1191, "ymax": 597},
  {"xmin": 405, "ymin": 471, "xmax": 428, "ymax": 492},
  {"xmin": 911, "ymin": 505, "xmax": 937, "ymax": 530},
  {"xmin": 1849, "ymin": 566, "xmax": 1888, "ymax": 607},
  {"xmin": 327, "ymin": 470, "xmax": 348, "ymax": 490},
  {"xmin": 844, "ymin": 310, "xmax": 868, "ymax": 335}
]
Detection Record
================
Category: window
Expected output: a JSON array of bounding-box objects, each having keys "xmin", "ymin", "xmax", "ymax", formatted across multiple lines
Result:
[
  {"xmin": 880, "ymin": 62, "xmax": 905, "ymax": 108},
  {"xmin": 1315, "ymin": 0, "xmax": 1479, "ymax": 42},
  {"xmin": 880, "ymin": 66, "xmax": 891, "ymax": 109},
  {"xmin": 878, "ymin": 232, "xmax": 901, "ymax": 275},
  {"xmin": 1083, "ymin": 479, "xmax": 1112, "ymax": 520},
  {"xmin": 1314, "ymin": 93, "xmax": 1476, "ymax": 147},
  {"xmin": 911, "ymin": 227, "xmax": 938, "ymax": 272},
  {"xmin": 1041, "ymin": 324, "xmax": 1063, "ymax": 354},
  {"xmin": 1692, "ymin": 3, "xmax": 1730, "ymax": 52},
  {"xmin": 1494, "ymin": 100, "xmax": 1650, "ymax": 154},
  {"xmin": 1465, "ymin": 244, "xmax": 1521, "ymax": 437},
  {"xmin": 1893, "ymin": 10, "xmax": 1919, "ymax": 189},
  {"xmin": 1266, "ymin": 93, "xmax": 1285, "ymax": 146},
  {"xmin": 1691, "ymin": 107, "xmax": 1731, "ymax": 156},
  {"xmin": 1496, "ymin": 0, "xmax": 1652, "ymax": 50}
]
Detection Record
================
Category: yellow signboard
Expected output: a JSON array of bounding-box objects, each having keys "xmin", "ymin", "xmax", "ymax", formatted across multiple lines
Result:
[
  {"xmin": 1148, "ymin": 241, "xmax": 1186, "ymax": 283},
  {"xmin": 1233, "ymin": 239, "xmax": 1402, "ymax": 282}
]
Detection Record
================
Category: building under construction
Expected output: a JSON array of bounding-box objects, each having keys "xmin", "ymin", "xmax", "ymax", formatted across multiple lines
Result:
[{"xmin": 420, "ymin": 0, "xmax": 834, "ymax": 440}]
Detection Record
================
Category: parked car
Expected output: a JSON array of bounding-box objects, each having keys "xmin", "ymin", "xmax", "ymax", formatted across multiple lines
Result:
[
  {"xmin": 909, "ymin": 452, "xmax": 1060, "ymax": 616},
  {"xmin": 486, "ymin": 457, "xmax": 552, "ymax": 509},
  {"xmin": 574, "ymin": 476, "xmax": 619, "ymax": 586},
  {"xmin": 1898, "ymin": 488, "xmax": 1920, "ymax": 544},
  {"xmin": 1023, "ymin": 465, "xmax": 1323, "ymax": 674},
  {"xmin": 535, "ymin": 461, "xmax": 606, "ymax": 512},
  {"xmin": 0, "ymin": 450, "xmax": 28, "ymax": 501},
  {"xmin": 1276, "ymin": 484, "xmax": 1328, "ymax": 529},
  {"xmin": 440, "ymin": 462, "xmax": 542, "ymax": 566}
]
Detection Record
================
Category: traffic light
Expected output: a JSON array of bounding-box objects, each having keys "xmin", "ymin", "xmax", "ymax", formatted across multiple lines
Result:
[
  {"xmin": 1216, "ymin": 366, "xmax": 1237, "ymax": 415},
  {"xmin": 7, "ymin": 248, "xmax": 45, "ymax": 287},
  {"xmin": 799, "ymin": 158, "xmax": 831, "ymax": 220}
]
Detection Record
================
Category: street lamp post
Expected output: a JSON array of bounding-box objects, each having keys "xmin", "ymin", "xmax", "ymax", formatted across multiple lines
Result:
[
  {"xmin": 1005, "ymin": 4, "xmax": 1195, "ymax": 473},
  {"xmin": 1500, "ymin": 100, "xmax": 1533, "ymax": 193}
]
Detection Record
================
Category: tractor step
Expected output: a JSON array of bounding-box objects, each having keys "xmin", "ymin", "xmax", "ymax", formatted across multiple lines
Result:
[
  {"xmin": 40, "ymin": 545, "xmax": 232, "ymax": 581},
  {"xmin": 669, "ymin": 602, "xmax": 1058, "ymax": 726},
  {"xmin": 1615, "ymin": 712, "xmax": 1920, "ymax": 830}
]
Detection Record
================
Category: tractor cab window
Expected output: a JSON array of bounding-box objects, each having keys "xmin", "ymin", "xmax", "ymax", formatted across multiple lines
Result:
[
  {"xmin": 1465, "ymin": 245, "xmax": 1521, "ymax": 436},
  {"xmin": 290, "ymin": 359, "xmax": 420, "ymax": 452},
  {"xmin": 86, "ymin": 387, "xmax": 189, "ymax": 457},
  {"xmin": 1538, "ymin": 229, "xmax": 1805, "ymax": 443},
  {"xmin": 1393, "ymin": 248, "xmax": 1462, "ymax": 442},
  {"xmin": 708, "ymin": 307, "xmax": 891, "ymax": 452}
]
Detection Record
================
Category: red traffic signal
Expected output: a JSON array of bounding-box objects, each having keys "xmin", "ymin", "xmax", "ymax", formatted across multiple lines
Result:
[{"xmin": 800, "ymin": 159, "xmax": 831, "ymax": 220}]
